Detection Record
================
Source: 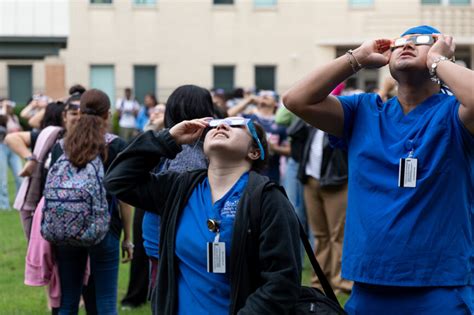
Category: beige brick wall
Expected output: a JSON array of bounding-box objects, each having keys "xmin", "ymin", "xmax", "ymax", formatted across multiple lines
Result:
[{"xmin": 45, "ymin": 63, "xmax": 66, "ymax": 100}]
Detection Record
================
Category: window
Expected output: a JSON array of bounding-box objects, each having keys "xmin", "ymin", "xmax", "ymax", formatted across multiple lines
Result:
[
  {"xmin": 449, "ymin": 0, "xmax": 470, "ymax": 4},
  {"xmin": 213, "ymin": 66, "xmax": 234, "ymax": 93},
  {"xmin": 349, "ymin": 0, "xmax": 374, "ymax": 6},
  {"xmin": 255, "ymin": 66, "xmax": 276, "ymax": 91},
  {"xmin": 214, "ymin": 0, "xmax": 234, "ymax": 4},
  {"xmin": 90, "ymin": 0, "xmax": 112, "ymax": 3},
  {"xmin": 134, "ymin": 66, "xmax": 156, "ymax": 105},
  {"xmin": 133, "ymin": 0, "xmax": 156, "ymax": 4},
  {"xmin": 336, "ymin": 48, "xmax": 379, "ymax": 92},
  {"xmin": 454, "ymin": 47, "xmax": 472, "ymax": 69},
  {"xmin": 421, "ymin": 0, "xmax": 471, "ymax": 4},
  {"xmin": 8, "ymin": 65, "xmax": 32, "ymax": 105},
  {"xmin": 254, "ymin": 0, "xmax": 277, "ymax": 7},
  {"xmin": 90, "ymin": 65, "xmax": 115, "ymax": 104}
]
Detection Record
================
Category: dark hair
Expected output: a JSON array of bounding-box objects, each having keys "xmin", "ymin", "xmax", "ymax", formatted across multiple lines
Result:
[
  {"xmin": 145, "ymin": 93, "xmax": 158, "ymax": 106},
  {"xmin": 65, "ymin": 85, "xmax": 86, "ymax": 110},
  {"xmin": 164, "ymin": 85, "xmax": 216, "ymax": 128},
  {"xmin": 69, "ymin": 84, "xmax": 86, "ymax": 96},
  {"xmin": 40, "ymin": 102, "xmax": 66, "ymax": 129},
  {"xmin": 0, "ymin": 115, "xmax": 7, "ymax": 128},
  {"xmin": 64, "ymin": 89, "xmax": 110, "ymax": 168},
  {"xmin": 233, "ymin": 88, "xmax": 244, "ymax": 99},
  {"xmin": 250, "ymin": 122, "xmax": 269, "ymax": 173}
]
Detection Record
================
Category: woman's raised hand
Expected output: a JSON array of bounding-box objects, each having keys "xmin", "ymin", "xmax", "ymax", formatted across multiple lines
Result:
[{"xmin": 169, "ymin": 118, "xmax": 211, "ymax": 145}]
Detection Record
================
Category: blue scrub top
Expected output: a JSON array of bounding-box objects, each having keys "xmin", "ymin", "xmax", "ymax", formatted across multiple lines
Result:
[
  {"xmin": 143, "ymin": 212, "xmax": 160, "ymax": 259},
  {"xmin": 331, "ymin": 93, "xmax": 474, "ymax": 286},
  {"xmin": 136, "ymin": 106, "xmax": 149, "ymax": 131},
  {"xmin": 175, "ymin": 173, "xmax": 249, "ymax": 315}
]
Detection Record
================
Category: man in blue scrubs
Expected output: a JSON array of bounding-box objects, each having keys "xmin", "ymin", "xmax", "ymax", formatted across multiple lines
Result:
[{"xmin": 283, "ymin": 25, "xmax": 474, "ymax": 314}]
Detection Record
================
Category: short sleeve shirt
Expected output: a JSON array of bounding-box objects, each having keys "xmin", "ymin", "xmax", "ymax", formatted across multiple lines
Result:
[{"xmin": 331, "ymin": 92, "xmax": 474, "ymax": 286}]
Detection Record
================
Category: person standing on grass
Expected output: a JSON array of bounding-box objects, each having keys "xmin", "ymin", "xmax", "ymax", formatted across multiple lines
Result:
[
  {"xmin": 0, "ymin": 114, "xmax": 9, "ymax": 210},
  {"xmin": 283, "ymin": 25, "xmax": 474, "ymax": 314},
  {"xmin": 115, "ymin": 88, "xmax": 140, "ymax": 141},
  {"xmin": 104, "ymin": 116, "xmax": 302, "ymax": 315},
  {"xmin": 6, "ymin": 101, "xmax": 66, "ymax": 238},
  {"xmin": 135, "ymin": 85, "xmax": 216, "ymax": 313},
  {"xmin": 0, "ymin": 99, "xmax": 23, "ymax": 206},
  {"xmin": 49, "ymin": 89, "xmax": 133, "ymax": 315}
]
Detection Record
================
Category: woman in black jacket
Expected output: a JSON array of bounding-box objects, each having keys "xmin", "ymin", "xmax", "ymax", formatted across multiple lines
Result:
[{"xmin": 105, "ymin": 117, "xmax": 302, "ymax": 314}]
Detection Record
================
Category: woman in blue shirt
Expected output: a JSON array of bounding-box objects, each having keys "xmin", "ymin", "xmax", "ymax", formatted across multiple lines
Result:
[{"xmin": 105, "ymin": 117, "xmax": 302, "ymax": 314}]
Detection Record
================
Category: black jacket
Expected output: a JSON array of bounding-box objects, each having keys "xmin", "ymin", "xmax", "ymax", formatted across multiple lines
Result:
[
  {"xmin": 104, "ymin": 130, "xmax": 302, "ymax": 315},
  {"xmin": 298, "ymin": 128, "xmax": 348, "ymax": 187}
]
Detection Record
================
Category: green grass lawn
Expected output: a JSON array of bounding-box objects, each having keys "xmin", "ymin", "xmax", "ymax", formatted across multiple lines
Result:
[{"xmin": 0, "ymin": 172, "xmax": 347, "ymax": 314}]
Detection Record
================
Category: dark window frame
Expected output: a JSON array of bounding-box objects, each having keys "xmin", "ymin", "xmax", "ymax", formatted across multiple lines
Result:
[
  {"xmin": 134, "ymin": 65, "xmax": 157, "ymax": 105},
  {"xmin": 213, "ymin": 0, "xmax": 234, "ymax": 5},
  {"xmin": 254, "ymin": 65, "xmax": 276, "ymax": 92},
  {"xmin": 213, "ymin": 65, "xmax": 235, "ymax": 93},
  {"xmin": 90, "ymin": 0, "xmax": 113, "ymax": 4}
]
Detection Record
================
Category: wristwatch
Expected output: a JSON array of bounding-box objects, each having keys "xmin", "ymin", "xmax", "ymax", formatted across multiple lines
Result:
[
  {"xmin": 429, "ymin": 56, "xmax": 455, "ymax": 84},
  {"xmin": 26, "ymin": 154, "xmax": 38, "ymax": 162},
  {"xmin": 429, "ymin": 56, "xmax": 449, "ymax": 77}
]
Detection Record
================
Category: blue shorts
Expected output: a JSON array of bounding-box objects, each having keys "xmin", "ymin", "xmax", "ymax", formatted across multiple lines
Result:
[{"xmin": 345, "ymin": 283, "xmax": 473, "ymax": 315}]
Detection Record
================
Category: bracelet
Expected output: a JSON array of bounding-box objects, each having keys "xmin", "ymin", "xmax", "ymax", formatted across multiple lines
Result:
[
  {"xmin": 122, "ymin": 241, "xmax": 135, "ymax": 249},
  {"xmin": 26, "ymin": 154, "xmax": 38, "ymax": 162},
  {"xmin": 346, "ymin": 49, "xmax": 363, "ymax": 73},
  {"xmin": 429, "ymin": 56, "xmax": 455, "ymax": 85}
]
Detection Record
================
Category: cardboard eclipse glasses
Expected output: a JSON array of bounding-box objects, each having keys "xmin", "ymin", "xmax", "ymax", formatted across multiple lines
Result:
[
  {"xmin": 391, "ymin": 34, "xmax": 437, "ymax": 50},
  {"xmin": 208, "ymin": 117, "xmax": 265, "ymax": 160}
]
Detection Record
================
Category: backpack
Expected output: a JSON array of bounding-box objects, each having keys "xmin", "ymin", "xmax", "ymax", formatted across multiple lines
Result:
[
  {"xmin": 40, "ymin": 134, "xmax": 118, "ymax": 247},
  {"xmin": 250, "ymin": 181, "xmax": 347, "ymax": 315}
]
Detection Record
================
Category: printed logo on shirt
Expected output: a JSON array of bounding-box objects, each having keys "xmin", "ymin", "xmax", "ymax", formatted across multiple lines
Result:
[{"xmin": 221, "ymin": 196, "xmax": 240, "ymax": 218}]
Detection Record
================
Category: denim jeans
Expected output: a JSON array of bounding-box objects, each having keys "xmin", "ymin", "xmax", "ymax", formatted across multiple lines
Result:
[
  {"xmin": 56, "ymin": 231, "xmax": 120, "ymax": 315},
  {"xmin": 282, "ymin": 158, "xmax": 313, "ymax": 260},
  {"xmin": 0, "ymin": 143, "xmax": 23, "ymax": 209}
]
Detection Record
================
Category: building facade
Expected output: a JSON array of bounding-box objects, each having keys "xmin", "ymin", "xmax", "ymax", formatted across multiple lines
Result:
[{"xmin": 1, "ymin": 0, "xmax": 473, "ymax": 105}]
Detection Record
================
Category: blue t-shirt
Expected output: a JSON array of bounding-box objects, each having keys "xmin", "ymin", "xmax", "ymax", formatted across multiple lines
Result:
[
  {"xmin": 175, "ymin": 173, "xmax": 248, "ymax": 315},
  {"xmin": 244, "ymin": 114, "xmax": 286, "ymax": 182},
  {"xmin": 136, "ymin": 106, "xmax": 149, "ymax": 131},
  {"xmin": 331, "ymin": 93, "xmax": 474, "ymax": 286}
]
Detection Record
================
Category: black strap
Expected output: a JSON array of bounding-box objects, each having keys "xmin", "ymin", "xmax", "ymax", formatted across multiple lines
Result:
[{"xmin": 250, "ymin": 181, "xmax": 339, "ymax": 304}]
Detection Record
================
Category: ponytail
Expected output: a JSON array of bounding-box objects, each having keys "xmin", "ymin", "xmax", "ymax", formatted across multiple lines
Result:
[{"xmin": 63, "ymin": 89, "xmax": 111, "ymax": 168}]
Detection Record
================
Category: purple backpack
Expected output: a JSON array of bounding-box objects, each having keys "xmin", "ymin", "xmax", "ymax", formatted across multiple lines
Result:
[{"xmin": 41, "ymin": 134, "xmax": 117, "ymax": 247}]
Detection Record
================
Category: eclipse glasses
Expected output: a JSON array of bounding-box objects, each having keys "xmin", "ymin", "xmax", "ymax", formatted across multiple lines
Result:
[
  {"xmin": 208, "ymin": 117, "xmax": 265, "ymax": 160},
  {"xmin": 391, "ymin": 34, "xmax": 437, "ymax": 50}
]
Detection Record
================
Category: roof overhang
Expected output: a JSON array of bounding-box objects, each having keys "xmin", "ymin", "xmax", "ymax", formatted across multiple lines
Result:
[{"xmin": 0, "ymin": 36, "xmax": 67, "ymax": 59}]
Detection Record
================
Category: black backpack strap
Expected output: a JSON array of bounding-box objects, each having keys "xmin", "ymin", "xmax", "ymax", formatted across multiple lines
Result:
[{"xmin": 249, "ymin": 181, "xmax": 339, "ymax": 304}]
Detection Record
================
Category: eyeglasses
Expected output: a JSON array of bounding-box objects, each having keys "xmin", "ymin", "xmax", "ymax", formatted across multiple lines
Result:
[
  {"xmin": 208, "ymin": 117, "xmax": 265, "ymax": 160},
  {"xmin": 391, "ymin": 34, "xmax": 437, "ymax": 50}
]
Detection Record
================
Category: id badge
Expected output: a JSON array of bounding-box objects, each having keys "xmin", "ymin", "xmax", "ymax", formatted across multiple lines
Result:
[
  {"xmin": 207, "ymin": 242, "xmax": 226, "ymax": 273},
  {"xmin": 398, "ymin": 157, "xmax": 418, "ymax": 188}
]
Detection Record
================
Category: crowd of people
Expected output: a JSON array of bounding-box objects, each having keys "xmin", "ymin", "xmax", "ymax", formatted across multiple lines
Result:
[{"xmin": 0, "ymin": 24, "xmax": 473, "ymax": 315}]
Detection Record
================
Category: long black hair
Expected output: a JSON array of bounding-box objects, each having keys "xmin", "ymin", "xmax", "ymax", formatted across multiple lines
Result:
[
  {"xmin": 40, "ymin": 102, "xmax": 67, "ymax": 129},
  {"xmin": 164, "ymin": 85, "xmax": 216, "ymax": 128}
]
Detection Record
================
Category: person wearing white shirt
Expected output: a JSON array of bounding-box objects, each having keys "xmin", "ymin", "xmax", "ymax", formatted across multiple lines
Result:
[{"xmin": 115, "ymin": 88, "xmax": 140, "ymax": 141}]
